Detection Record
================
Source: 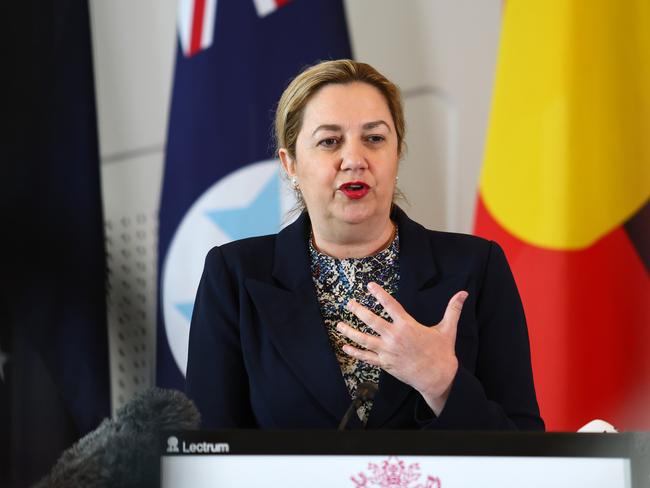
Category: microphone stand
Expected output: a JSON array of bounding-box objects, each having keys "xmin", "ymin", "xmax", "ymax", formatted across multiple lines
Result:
[{"xmin": 338, "ymin": 382, "xmax": 378, "ymax": 431}]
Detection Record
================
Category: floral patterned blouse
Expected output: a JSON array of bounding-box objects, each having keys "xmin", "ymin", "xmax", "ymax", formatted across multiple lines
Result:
[{"xmin": 309, "ymin": 231, "xmax": 400, "ymax": 424}]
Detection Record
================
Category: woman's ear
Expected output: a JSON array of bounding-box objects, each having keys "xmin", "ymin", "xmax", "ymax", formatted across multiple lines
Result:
[{"xmin": 278, "ymin": 148, "xmax": 296, "ymax": 179}]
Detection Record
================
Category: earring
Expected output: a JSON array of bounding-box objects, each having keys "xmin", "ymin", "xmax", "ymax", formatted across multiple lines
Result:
[
  {"xmin": 292, "ymin": 176, "xmax": 299, "ymax": 189},
  {"xmin": 395, "ymin": 175, "xmax": 399, "ymax": 182}
]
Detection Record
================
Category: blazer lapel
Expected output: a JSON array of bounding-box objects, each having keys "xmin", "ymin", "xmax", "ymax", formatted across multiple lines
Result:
[
  {"xmin": 244, "ymin": 213, "xmax": 354, "ymax": 424},
  {"xmin": 244, "ymin": 209, "xmax": 467, "ymax": 428},
  {"xmin": 369, "ymin": 208, "xmax": 468, "ymax": 427}
]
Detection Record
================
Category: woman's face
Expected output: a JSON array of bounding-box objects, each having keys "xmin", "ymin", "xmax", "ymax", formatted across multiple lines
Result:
[{"xmin": 281, "ymin": 82, "xmax": 399, "ymax": 230}]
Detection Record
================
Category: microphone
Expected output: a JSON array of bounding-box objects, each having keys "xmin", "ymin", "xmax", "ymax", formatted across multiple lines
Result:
[
  {"xmin": 338, "ymin": 382, "xmax": 378, "ymax": 431},
  {"xmin": 32, "ymin": 387, "xmax": 200, "ymax": 488}
]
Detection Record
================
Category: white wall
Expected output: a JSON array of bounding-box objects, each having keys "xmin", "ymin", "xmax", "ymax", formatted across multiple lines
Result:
[
  {"xmin": 345, "ymin": 1, "xmax": 501, "ymax": 233},
  {"xmin": 89, "ymin": 0, "xmax": 502, "ymax": 413}
]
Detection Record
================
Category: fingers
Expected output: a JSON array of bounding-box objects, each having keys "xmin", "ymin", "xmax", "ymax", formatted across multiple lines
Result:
[
  {"xmin": 439, "ymin": 291, "xmax": 469, "ymax": 334},
  {"xmin": 341, "ymin": 343, "xmax": 381, "ymax": 366},
  {"xmin": 337, "ymin": 321, "xmax": 382, "ymax": 366},
  {"xmin": 367, "ymin": 282, "xmax": 409, "ymax": 323},
  {"xmin": 336, "ymin": 322, "xmax": 381, "ymax": 351},
  {"xmin": 345, "ymin": 300, "xmax": 390, "ymax": 335}
]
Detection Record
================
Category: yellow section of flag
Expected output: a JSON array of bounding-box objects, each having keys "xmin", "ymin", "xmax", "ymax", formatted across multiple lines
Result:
[{"xmin": 480, "ymin": 0, "xmax": 650, "ymax": 250}]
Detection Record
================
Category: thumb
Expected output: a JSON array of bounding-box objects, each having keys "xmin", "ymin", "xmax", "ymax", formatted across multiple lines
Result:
[{"xmin": 439, "ymin": 291, "xmax": 468, "ymax": 335}]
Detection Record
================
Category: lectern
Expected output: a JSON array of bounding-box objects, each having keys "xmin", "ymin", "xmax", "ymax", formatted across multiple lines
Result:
[{"xmin": 161, "ymin": 430, "xmax": 648, "ymax": 487}]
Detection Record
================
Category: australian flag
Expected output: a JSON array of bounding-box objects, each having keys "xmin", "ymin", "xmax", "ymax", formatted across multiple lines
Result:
[{"xmin": 157, "ymin": 0, "xmax": 352, "ymax": 389}]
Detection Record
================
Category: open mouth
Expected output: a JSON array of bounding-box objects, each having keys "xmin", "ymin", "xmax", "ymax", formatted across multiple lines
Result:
[{"xmin": 339, "ymin": 181, "xmax": 370, "ymax": 199}]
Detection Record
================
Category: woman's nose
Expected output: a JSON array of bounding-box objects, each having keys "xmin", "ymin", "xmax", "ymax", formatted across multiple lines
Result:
[{"xmin": 340, "ymin": 141, "xmax": 368, "ymax": 171}]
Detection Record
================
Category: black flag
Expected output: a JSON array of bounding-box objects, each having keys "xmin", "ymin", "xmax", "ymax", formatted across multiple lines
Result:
[{"xmin": 3, "ymin": 0, "xmax": 110, "ymax": 486}]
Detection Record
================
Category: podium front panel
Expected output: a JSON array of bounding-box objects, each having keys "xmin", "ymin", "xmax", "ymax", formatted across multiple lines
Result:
[{"xmin": 160, "ymin": 431, "xmax": 642, "ymax": 487}]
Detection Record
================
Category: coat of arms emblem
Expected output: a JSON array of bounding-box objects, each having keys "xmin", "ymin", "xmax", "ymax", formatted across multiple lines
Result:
[{"xmin": 351, "ymin": 456, "xmax": 441, "ymax": 488}]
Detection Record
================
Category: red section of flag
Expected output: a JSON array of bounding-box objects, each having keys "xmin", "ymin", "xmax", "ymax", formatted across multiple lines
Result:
[
  {"xmin": 275, "ymin": 0, "xmax": 292, "ymax": 7},
  {"xmin": 475, "ymin": 196, "xmax": 650, "ymax": 431},
  {"xmin": 189, "ymin": 0, "xmax": 207, "ymax": 57}
]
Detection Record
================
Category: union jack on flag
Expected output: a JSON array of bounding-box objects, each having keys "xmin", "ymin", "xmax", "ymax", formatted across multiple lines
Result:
[
  {"xmin": 178, "ymin": 0, "xmax": 293, "ymax": 57},
  {"xmin": 252, "ymin": 0, "xmax": 292, "ymax": 17}
]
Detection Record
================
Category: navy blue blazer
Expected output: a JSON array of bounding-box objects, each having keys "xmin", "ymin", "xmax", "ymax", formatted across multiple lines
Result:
[{"xmin": 185, "ymin": 207, "xmax": 544, "ymax": 430}]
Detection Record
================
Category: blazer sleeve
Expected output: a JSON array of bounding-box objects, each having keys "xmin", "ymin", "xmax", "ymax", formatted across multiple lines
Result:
[
  {"xmin": 185, "ymin": 246, "xmax": 258, "ymax": 428},
  {"xmin": 417, "ymin": 241, "xmax": 545, "ymax": 431}
]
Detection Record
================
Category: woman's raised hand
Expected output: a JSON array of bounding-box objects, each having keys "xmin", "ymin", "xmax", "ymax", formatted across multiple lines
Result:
[{"xmin": 336, "ymin": 281, "xmax": 468, "ymax": 416}]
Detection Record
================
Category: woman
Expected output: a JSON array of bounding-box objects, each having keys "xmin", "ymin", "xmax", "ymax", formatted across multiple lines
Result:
[{"xmin": 185, "ymin": 60, "xmax": 544, "ymax": 431}]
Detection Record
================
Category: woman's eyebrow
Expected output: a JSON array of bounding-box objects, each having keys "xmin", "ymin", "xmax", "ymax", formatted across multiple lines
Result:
[
  {"xmin": 312, "ymin": 120, "xmax": 391, "ymax": 136},
  {"xmin": 362, "ymin": 120, "xmax": 391, "ymax": 131},
  {"xmin": 312, "ymin": 124, "xmax": 342, "ymax": 136}
]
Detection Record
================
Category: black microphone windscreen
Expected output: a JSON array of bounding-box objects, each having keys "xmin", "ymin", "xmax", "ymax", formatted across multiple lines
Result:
[{"xmin": 32, "ymin": 387, "xmax": 200, "ymax": 488}]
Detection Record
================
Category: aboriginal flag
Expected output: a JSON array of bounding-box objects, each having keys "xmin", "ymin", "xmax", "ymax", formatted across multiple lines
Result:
[
  {"xmin": 157, "ymin": 0, "xmax": 352, "ymax": 389},
  {"xmin": 475, "ymin": 0, "xmax": 650, "ymax": 430}
]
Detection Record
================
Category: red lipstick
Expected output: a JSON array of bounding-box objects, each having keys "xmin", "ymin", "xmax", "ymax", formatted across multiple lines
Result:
[{"xmin": 339, "ymin": 181, "xmax": 370, "ymax": 199}]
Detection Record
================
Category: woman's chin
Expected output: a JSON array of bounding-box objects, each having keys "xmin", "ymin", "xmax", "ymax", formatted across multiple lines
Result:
[{"xmin": 333, "ymin": 204, "xmax": 379, "ymax": 226}]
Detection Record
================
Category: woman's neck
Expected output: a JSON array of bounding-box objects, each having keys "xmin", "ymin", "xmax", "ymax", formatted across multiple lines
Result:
[{"xmin": 310, "ymin": 217, "xmax": 396, "ymax": 259}]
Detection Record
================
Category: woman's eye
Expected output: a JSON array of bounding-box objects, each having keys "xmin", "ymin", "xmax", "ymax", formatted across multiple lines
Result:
[
  {"xmin": 319, "ymin": 137, "xmax": 340, "ymax": 147},
  {"xmin": 366, "ymin": 135, "xmax": 385, "ymax": 143}
]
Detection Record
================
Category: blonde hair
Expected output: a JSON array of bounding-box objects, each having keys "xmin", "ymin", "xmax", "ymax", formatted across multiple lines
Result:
[{"xmin": 274, "ymin": 59, "xmax": 405, "ymax": 160}]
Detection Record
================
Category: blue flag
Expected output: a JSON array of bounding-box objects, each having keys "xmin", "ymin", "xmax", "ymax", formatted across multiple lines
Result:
[
  {"xmin": 157, "ymin": 0, "xmax": 352, "ymax": 388},
  {"xmin": 3, "ymin": 0, "xmax": 110, "ymax": 485}
]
